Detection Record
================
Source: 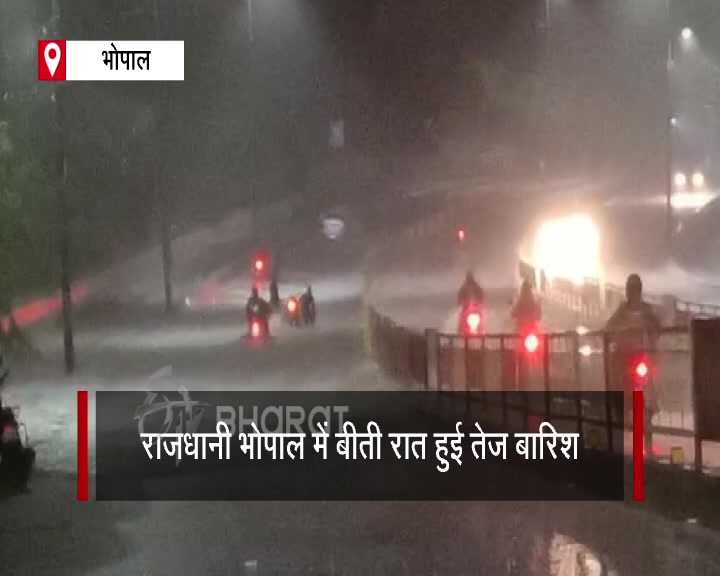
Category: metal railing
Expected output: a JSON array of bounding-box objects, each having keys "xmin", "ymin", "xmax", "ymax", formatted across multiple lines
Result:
[
  {"xmin": 366, "ymin": 306, "xmax": 710, "ymax": 472},
  {"xmin": 519, "ymin": 258, "xmax": 720, "ymax": 326}
]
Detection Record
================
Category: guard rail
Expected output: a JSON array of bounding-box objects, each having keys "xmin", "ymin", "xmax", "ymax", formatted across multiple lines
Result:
[{"xmin": 366, "ymin": 305, "xmax": 716, "ymax": 474}]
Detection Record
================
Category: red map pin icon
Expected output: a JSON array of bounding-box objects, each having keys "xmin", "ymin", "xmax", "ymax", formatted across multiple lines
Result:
[{"xmin": 44, "ymin": 42, "xmax": 61, "ymax": 77}]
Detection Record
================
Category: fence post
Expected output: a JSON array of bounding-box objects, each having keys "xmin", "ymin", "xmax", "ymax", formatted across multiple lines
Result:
[
  {"xmin": 500, "ymin": 335, "xmax": 508, "ymax": 428},
  {"xmin": 572, "ymin": 330, "xmax": 581, "ymax": 390},
  {"xmin": 543, "ymin": 334, "xmax": 551, "ymax": 419},
  {"xmin": 464, "ymin": 335, "xmax": 470, "ymax": 390},
  {"xmin": 602, "ymin": 331, "xmax": 615, "ymax": 454},
  {"xmin": 572, "ymin": 330, "xmax": 584, "ymax": 445},
  {"xmin": 464, "ymin": 336, "xmax": 472, "ymax": 414},
  {"xmin": 425, "ymin": 328, "xmax": 438, "ymax": 391}
]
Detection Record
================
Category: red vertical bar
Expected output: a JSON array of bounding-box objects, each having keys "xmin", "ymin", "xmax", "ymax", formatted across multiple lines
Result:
[
  {"xmin": 633, "ymin": 390, "xmax": 644, "ymax": 501},
  {"xmin": 78, "ymin": 390, "xmax": 89, "ymax": 501}
]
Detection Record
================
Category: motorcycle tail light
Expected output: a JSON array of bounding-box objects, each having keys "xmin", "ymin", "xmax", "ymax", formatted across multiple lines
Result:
[
  {"xmin": 251, "ymin": 321, "xmax": 262, "ymax": 338},
  {"xmin": 254, "ymin": 259, "xmax": 264, "ymax": 272},
  {"xmin": 287, "ymin": 298, "xmax": 298, "ymax": 313},
  {"xmin": 524, "ymin": 333, "xmax": 539, "ymax": 353},
  {"xmin": 632, "ymin": 357, "xmax": 651, "ymax": 385},
  {"xmin": 466, "ymin": 312, "xmax": 481, "ymax": 333}
]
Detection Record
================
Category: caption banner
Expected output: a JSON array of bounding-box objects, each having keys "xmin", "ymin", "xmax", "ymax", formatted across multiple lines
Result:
[{"xmin": 96, "ymin": 391, "xmax": 625, "ymax": 501}]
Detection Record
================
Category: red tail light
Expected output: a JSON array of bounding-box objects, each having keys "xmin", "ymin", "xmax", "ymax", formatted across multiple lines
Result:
[
  {"xmin": 287, "ymin": 298, "xmax": 298, "ymax": 313},
  {"xmin": 635, "ymin": 360, "xmax": 648, "ymax": 378},
  {"xmin": 457, "ymin": 228, "xmax": 466, "ymax": 242},
  {"xmin": 254, "ymin": 259, "xmax": 264, "ymax": 272},
  {"xmin": 524, "ymin": 333, "xmax": 539, "ymax": 353},
  {"xmin": 632, "ymin": 357, "xmax": 651, "ymax": 385},
  {"xmin": 251, "ymin": 320, "xmax": 262, "ymax": 338},
  {"xmin": 466, "ymin": 312, "xmax": 482, "ymax": 333}
]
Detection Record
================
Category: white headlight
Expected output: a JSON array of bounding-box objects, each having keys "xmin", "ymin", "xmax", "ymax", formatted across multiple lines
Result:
[
  {"xmin": 674, "ymin": 172, "xmax": 687, "ymax": 188},
  {"xmin": 691, "ymin": 172, "xmax": 705, "ymax": 188}
]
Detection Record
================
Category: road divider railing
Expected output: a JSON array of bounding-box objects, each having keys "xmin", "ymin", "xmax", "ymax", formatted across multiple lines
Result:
[
  {"xmin": 366, "ymin": 305, "xmax": 720, "ymax": 475},
  {"xmin": 518, "ymin": 258, "xmax": 720, "ymax": 327}
]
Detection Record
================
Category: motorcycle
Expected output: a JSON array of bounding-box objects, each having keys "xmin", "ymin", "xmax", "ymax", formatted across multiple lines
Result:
[
  {"xmin": 0, "ymin": 370, "xmax": 36, "ymax": 489},
  {"xmin": 284, "ymin": 296, "xmax": 315, "ymax": 327},
  {"xmin": 458, "ymin": 302, "xmax": 484, "ymax": 336}
]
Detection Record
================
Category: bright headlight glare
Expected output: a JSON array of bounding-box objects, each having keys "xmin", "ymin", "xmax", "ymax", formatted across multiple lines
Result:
[
  {"xmin": 674, "ymin": 172, "xmax": 687, "ymax": 188},
  {"xmin": 533, "ymin": 214, "xmax": 600, "ymax": 285}
]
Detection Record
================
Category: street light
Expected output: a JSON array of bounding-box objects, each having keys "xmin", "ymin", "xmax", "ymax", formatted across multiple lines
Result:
[{"xmin": 681, "ymin": 27, "xmax": 694, "ymax": 41}]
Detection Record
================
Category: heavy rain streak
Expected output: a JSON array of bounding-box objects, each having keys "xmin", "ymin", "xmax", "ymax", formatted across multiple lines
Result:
[{"xmin": 1, "ymin": 0, "xmax": 720, "ymax": 575}]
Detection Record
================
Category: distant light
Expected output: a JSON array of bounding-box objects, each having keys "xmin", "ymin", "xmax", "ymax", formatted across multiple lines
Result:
[
  {"xmin": 457, "ymin": 228, "xmax": 466, "ymax": 242},
  {"xmin": 576, "ymin": 325, "xmax": 589, "ymax": 336},
  {"xmin": 579, "ymin": 345, "xmax": 592, "ymax": 357},
  {"xmin": 691, "ymin": 171, "xmax": 705, "ymax": 188},
  {"xmin": 670, "ymin": 116, "xmax": 678, "ymax": 128},
  {"xmin": 681, "ymin": 27, "xmax": 693, "ymax": 41},
  {"xmin": 532, "ymin": 214, "xmax": 600, "ymax": 285},
  {"xmin": 674, "ymin": 172, "xmax": 687, "ymax": 188}
]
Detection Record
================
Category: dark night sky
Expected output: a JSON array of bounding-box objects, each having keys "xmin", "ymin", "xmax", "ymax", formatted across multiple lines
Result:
[{"xmin": 2, "ymin": 0, "xmax": 718, "ymax": 250}]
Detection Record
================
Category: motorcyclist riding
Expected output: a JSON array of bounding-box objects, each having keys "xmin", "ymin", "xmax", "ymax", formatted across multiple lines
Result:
[
  {"xmin": 457, "ymin": 272, "xmax": 485, "ymax": 334},
  {"xmin": 605, "ymin": 273, "xmax": 661, "ymax": 450},
  {"xmin": 299, "ymin": 286, "xmax": 316, "ymax": 325},
  {"xmin": 511, "ymin": 279, "xmax": 541, "ymax": 332},
  {"xmin": 246, "ymin": 286, "xmax": 271, "ymax": 334},
  {"xmin": 458, "ymin": 271, "xmax": 484, "ymax": 308}
]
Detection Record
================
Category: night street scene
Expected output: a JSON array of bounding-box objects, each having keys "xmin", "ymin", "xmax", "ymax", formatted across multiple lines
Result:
[{"xmin": 2, "ymin": 0, "xmax": 720, "ymax": 574}]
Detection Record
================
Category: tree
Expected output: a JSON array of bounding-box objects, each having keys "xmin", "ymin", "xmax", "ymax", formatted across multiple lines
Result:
[{"xmin": 0, "ymin": 96, "xmax": 57, "ymax": 316}]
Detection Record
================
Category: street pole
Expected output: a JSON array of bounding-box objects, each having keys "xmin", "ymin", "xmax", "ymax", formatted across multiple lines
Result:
[
  {"xmin": 665, "ymin": 1, "xmax": 675, "ymax": 257},
  {"xmin": 545, "ymin": 0, "xmax": 551, "ymax": 54},
  {"xmin": 51, "ymin": 0, "xmax": 75, "ymax": 374},
  {"xmin": 247, "ymin": 0, "xmax": 258, "ymax": 241},
  {"xmin": 247, "ymin": 0, "xmax": 254, "ymax": 44},
  {"xmin": 153, "ymin": 0, "xmax": 173, "ymax": 313}
]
